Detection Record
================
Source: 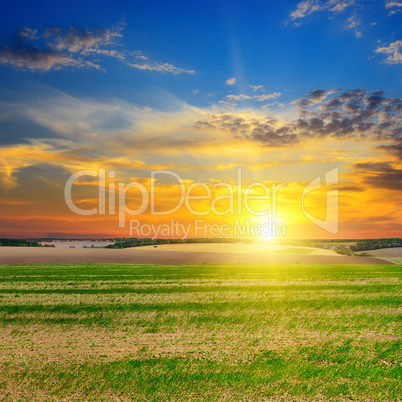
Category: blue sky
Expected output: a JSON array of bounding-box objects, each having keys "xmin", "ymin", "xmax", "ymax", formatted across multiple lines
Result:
[{"xmin": 1, "ymin": 0, "xmax": 401, "ymax": 108}]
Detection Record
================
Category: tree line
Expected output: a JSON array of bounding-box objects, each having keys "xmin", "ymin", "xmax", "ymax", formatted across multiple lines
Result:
[
  {"xmin": 350, "ymin": 238, "xmax": 402, "ymax": 251},
  {"xmin": 0, "ymin": 239, "xmax": 40, "ymax": 247},
  {"xmin": 106, "ymin": 237, "xmax": 243, "ymax": 249}
]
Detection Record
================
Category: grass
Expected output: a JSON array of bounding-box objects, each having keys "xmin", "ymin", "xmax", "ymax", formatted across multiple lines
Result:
[{"xmin": 0, "ymin": 263, "xmax": 401, "ymax": 401}]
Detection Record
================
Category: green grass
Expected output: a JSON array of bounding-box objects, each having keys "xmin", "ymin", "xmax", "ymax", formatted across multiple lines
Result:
[{"xmin": 0, "ymin": 263, "xmax": 401, "ymax": 401}]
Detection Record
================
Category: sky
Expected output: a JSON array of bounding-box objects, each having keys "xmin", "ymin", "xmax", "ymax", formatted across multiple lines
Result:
[{"xmin": 0, "ymin": 0, "xmax": 401, "ymax": 239}]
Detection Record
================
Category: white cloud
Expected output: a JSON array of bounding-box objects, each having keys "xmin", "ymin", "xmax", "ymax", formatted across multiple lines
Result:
[
  {"xmin": 344, "ymin": 14, "xmax": 362, "ymax": 37},
  {"xmin": 226, "ymin": 92, "xmax": 281, "ymax": 102},
  {"xmin": 227, "ymin": 94, "xmax": 252, "ymax": 101},
  {"xmin": 0, "ymin": 22, "xmax": 195, "ymax": 75},
  {"xmin": 289, "ymin": 0, "xmax": 354, "ymax": 20},
  {"xmin": 385, "ymin": 1, "xmax": 402, "ymax": 15},
  {"xmin": 385, "ymin": 0, "xmax": 402, "ymax": 7},
  {"xmin": 328, "ymin": 0, "xmax": 355, "ymax": 13},
  {"xmin": 345, "ymin": 14, "xmax": 360, "ymax": 29},
  {"xmin": 225, "ymin": 77, "xmax": 236, "ymax": 86},
  {"xmin": 254, "ymin": 92, "xmax": 281, "ymax": 101},
  {"xmin": 249, "ymin": 85, "xmax": 264, "ymax": 92},
  {"xmin": 288, "ymin": 0, "xmax": 355, "ymax": 25},
  {"xmin": 376, "ymin": 40, "xmax": 402, "ymax": 64},
  {"xmin": 289, "ymin": 0, "xmax": 321, "ymax": 20},
  {"xmin": 127, "ymin": 61, "xmax": 195, "ymax": 74}
]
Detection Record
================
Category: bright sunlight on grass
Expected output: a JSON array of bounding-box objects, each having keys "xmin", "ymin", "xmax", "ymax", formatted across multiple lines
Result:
[{"xmin": 0, "ymin": 263, "xmax": 400, "ymax": 401}]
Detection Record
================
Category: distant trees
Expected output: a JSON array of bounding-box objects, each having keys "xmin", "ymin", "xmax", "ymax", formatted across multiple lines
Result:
[
  {"xmin": 331, "ymin": 238, "xmax": 402, "ymax": 256},
  {"xmin": 106, "ymin": 237, "xmax": 240, "ymax": 249},
  {"xmin": 0, "ymin": 238, "xmax": 39, "ymax": 247},
  {"xmin": 334, "ymin": 245, "xmax": 354, "ymax": 256},
  {"xmin": 350, "ymin": 238, "xmax": 402, "ymax": 251},
  {"xmin": 106, "ymin": 237, "xmax": 402, "ymax": 251}
]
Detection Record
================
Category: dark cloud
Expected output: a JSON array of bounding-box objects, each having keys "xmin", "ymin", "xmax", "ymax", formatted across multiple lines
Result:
[
  {"xmin": 193, "ymin": 120, "xmax": 215, "ymax": 130},
  {"xmin": 322, "ymin": 98, "xmax": 343, "ymax": 110},
  {"xmin": 339, "ymin": 185, "xmax": 365, "ymax": 192},
  {"xmin": 296, "ymin": 98, "xmax": 313, "ymax": 108},
  {"xmin": 249, "ymin": 123, "xmax": 299, "ymax": 146},
  {"xmin": 340, "ymin": 89, "xmax": 368, "ymax": 100},
  {"xmin": 362, "ymin": 170, "xmax": 402, "ymax": 191},
  {"xmin": 218, "ymin": 114, "xmax": 250, "ymax": 133},
  {"xmin": 306, "ymin": 89, "xmax": 326, "ymax": 100},
  {"xmin": 353, "ymin": 162, "xmax": 394, "ymax": 172},
  {"xmin": 365, "ymin": 94, "xmax": 386, "ymax": 109},
  {"xmin": 383, "ymin": 98, "xmax": 402, "ymax": 117},
  {"xmin": 377, "ymin": 141, "xmax": 402, "ymax": 161},
  {"xmin": 353, "ymin": 162, "xmax": 402, "ymax": 191},
  {"xmin": 0, "ymin": 163, "xmax": 73, "ymax": 205},
  {"xmin": 293, "ymin": 89, "xmax": 328, "ymax": 109},
  {"xmin": 193, "ymin": 88, "xmax": 401, "ymax": 150},
  {"xmin": 344, "ymin": 99, "xmax": 363, "ymax": 114},
  {"xmin": 0, "ymin": 23, "xmax": 194, "ymax": 74},
  {"xmin": 0, "ymin": 25, "xmax": 119, "ymax": 71},
  {"xmin": 0, "ymin": 116, "xmax": 54, "ymax": 145}
]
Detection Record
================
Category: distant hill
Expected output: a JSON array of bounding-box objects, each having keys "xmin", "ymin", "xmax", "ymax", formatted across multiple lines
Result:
[
  {"xmin": 0, "ymin": 238, "xmax": 40, "ymax": 247},
  {"xmin": 350, "ymin": 238, "xmax": 402, "ymax": 251}
]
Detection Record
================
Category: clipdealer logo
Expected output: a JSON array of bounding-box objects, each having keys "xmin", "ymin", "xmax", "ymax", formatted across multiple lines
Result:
[{"xmin": 64, "ymin": 167, "xmax": 338, "ymax": 237}]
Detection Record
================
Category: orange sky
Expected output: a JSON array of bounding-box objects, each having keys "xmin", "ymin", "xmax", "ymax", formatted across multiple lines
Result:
[{"xmin": 0, "ymin": 90, "xmax": 401, "ymax": 239}]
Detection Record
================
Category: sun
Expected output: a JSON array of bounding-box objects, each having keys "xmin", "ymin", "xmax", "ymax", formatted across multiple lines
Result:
[
  {"xmin": 256, "ymin": 217, "xmax": 284, "ymax": 242},
  {"xmin": 260, "ymin": 231, "xmax": 275, "ymax": 241}
]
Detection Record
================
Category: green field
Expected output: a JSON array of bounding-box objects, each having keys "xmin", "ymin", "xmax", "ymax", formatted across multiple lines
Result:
[{"xmin": 0, "ymin": 263, "xmax": 401, "ymax": 401}]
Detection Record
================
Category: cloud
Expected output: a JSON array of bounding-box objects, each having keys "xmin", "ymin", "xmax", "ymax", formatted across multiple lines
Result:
[
  {"xmin": 288, "ymin": 0, "xmax": 355, "ymax": 23},
  {"xmin": 353, "ymin": 162, "xmax": 394, "ymax": 172},
  {"xmin": 385, "ymin": 1, "xmax": 402, "ymax": 15},
  {"xmin": 386, "ymin": 1, "xmax": 402, "ymax": 7},
  {"xmin": 225, "ymin": 77, "xmax": 236, "ymax": 86},
  {"xmin": 328, "ymin": 0, "xmax": 355, "ymax": 13},
  {"xmin": 226, "ymin": 94, "xmax": 253, "ymax": 101},
  {"xmin": 339, "ymin": 88, "xmax": 367, "ymax": 100},
  {"xmin": 321, "ymin": 98, "xmax": 343, "ymax": 110},
  {"xmin": 353, "ymin": 162, "xmax": 402, "ymax": 191},
  {"xmin": 0, "ymin": 23, "xmax": 194, "ymax": 74},
  {"xmin": 249, "ymin": 85, "xmax": 264, "ymax": 92},
  {"xmin": 225, "ymin": 92, "xmax": 281, "ymax": 103},
  {"xmin": 254, "ymin": 92, "xmax": 281, "ymax": 101},
  {"xmin": 0, "ymin": 24, "xmax": 121, "ymax": 71},
  {"xmin": 293, "ymin": 88, "xmax": 335, "ymax": 108},
  {"xmin": 345, "ymin": 14, "xmax": 362, "ymax": 37},
  {"xmin": 306, "ymin": 89, "xmax": 328, "ymax": 102},
  {"xmin": 1, "ymin": 83, "xmax": 401, "ymax": 238},
  {"xmin": 126, "ymin": 61, "xmax": 195, "ymax": 74},
  {"xmin": 377, "ymin": 140, "xmax": 402, "ymax": 161},
  {"xmin": 1, "ymin": 87, "xmax": 400, "ymax": 182},
  {"xmin": 289, "ymin": 0, "xmax": 322, "ymax": 21},
  {"xmin": 375, "ymin": 40, "xmax": 402, "ymax": 64},
  {"xmin": 364, "ymin": 91, "xmax": 385, "ymax": 109},
  {"xmin": 195, "ymin": 88, "xmax": 402, "ymax": 148},
  {"xmin": 287, "ymin": 1, "xmax": 367, "ymax": 39}
]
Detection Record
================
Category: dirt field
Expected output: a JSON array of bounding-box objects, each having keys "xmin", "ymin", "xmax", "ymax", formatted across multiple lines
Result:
[
  {"xmin": 368, "ymin": 247, "xmax": 402, "ymax": 257},
  {"xmin": 0, "ymin": 244, "xmax": 391, "ymax": 264}
]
